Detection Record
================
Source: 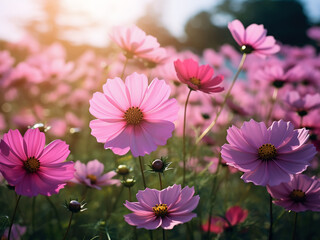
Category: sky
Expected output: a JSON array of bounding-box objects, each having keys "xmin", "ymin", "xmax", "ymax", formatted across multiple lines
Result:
[{"xmin": 0, "ymin": 0, "xmax": 319, "ymax": 47}]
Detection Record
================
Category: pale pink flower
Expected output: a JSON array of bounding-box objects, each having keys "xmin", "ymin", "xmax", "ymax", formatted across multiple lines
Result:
[
  {"xmin": 228, "ymin": 19, "xmax": 280, "ymax": 58},
  {"xmin": 89, "ymin": 72, "xmax": 179, "ymax": 157},
  {"xmin": 124, "ymin": 184, "xmax": 199, "ymax": 230},
  {"xmin": 2, "ymin": 224, "xmax": 27, "ymax": 240},
  {"xmin": 71, "ymin": 159, "xmax": 120, "ymax": 189},
  {"xmin": 0, "ymin": 128, "xmax": 74, "ymax": 197}
]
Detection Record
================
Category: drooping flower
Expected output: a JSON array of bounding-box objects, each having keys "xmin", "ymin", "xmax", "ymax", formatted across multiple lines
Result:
[
  {"xmin": 2, "ymin": 224, "xmax": 27, "ymax": 240},
  {"xmin": 267, "ymin": 174, "xmax": 320, "ymax": 212},
  {"xmin": 228, "ymin": 19, "xmax": 280, "ymax": 58},
  {"xmin": 221, "ymin": 119, "xmax": 317, "ymax": 186},
  {"xmin": 124, "ymin": 184, "xmax": 199, "ymax": 230},
  {"xmin": 89, "ymin": 72, "xmax": 179, "ymax": 157},
  {"xmin": 110, "ymin": 25, "xmax": 161, "ymax": 59},
  {"xmin": 285, "ymin": 91, "xmax": 320, "ymax": 117},
  {"xmin": 174, "ymin": 58, "xmax": 224, "ymax": 93},
  {"xmin": 0, "ymin": 128, "xmax": 74, "ymax": 197},
  {"xmin": 202, "ymin": 206, "xmax": 248, "ymax": 234},
  {"xmin": 70, "ymin": 159, "xmax": 120, "ymax": 189}
]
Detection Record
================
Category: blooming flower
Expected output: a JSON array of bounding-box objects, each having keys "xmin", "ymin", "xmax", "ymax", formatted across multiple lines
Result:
[
  {"xmin": 285, "ymin": 91, "xmax": 320, "ymax": 117},
  {"xmin": 174, "ymin": 58, "xmax": 224, "ymax": 93},
  {"xmin": 228, "ymin": 19, "xmax": 280, "ymax": 58},
  {"xmin": 0, "ymin": 128, "xmax": 74, "ymax": 197},
  {"xmin": 89, "ymin": 72, "xmax": 179, "ymax": 157},
  {"xmin": 202, "ymin": 206, "xmax": 248, "ymax": 234},
  {"xmin": 221, "ymin": 119, "xmax": 317, "ymax": 186},
  {"xmin": 124, "ymin": 184, "xmax": 199, "ymax": 230},
  {"xmin": 2, "ymin": 224, "xmax": 27, "ymax": 240},
  {"xmin": 110, "ymin": 25, "xmax": 161, "ymax": 59},
  {"xmin": 71, "ymin": 159, "xmax": 120, "ymax": 189},
  {"xmin": 267, "ymin": 174, "xmax": 320, "ymax": 212}
]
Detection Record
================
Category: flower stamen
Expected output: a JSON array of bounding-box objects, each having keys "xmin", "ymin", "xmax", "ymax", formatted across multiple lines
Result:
[
  {"xmin": 190, "ymin": 77, "xmax": 201, "ymax": 86},
  {"xmin": 258, "ymin": 144, "xmax": 277, "ymax": 161},
  {"xmin": 23, "ymin": 157, "xmax": 40, "ymax": 173},
  {"xmin": 86, "ymin": 174, "xmax": 97, "ymax": 184},
  {"xmin": 124, "ymin": 107, "xmax": 143, "ymax": 125},
  {"xmin": 290, "ymin": 189, "xmax": 306, "ymax": 203},
  {"xmin": 152, "ymin": 203, "xmax": 168, "ymax": 217}
]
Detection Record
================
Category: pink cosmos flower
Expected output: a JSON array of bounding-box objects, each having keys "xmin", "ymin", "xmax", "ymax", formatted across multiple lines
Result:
[
  {"xmin": 285, "ymin": 91, "xmax": 320, "ymax": 117},
  {"xmin": 2, "ymin": 224, "xmax": 27, "ymax": 240},
  {"xmin": 221, "ymin": 119, "xmax": 317, "ymax": 186},
  {"xmin": 307, "ymin": 26, "xmax": 320, "ymax": 43},
  {"xmin": 110, "ymin": 25, "xmax": 160, "ymax": 59},
  {"xmin": 267, "ymin": 174, "xmax": 320, "ymax": 212},
  {"xmin": 71, "ymin": 159, "xmax": 120, "ymax": 189},
  {"xmin": 228, "ymin": 19, "xmax": 280, "ymax": 58},
  {"xmin": 0, "ymin": 128, "xmax": 74, "ymax": 197},
  {"xmin": 89, "ymin": 72, "xmax": 179, "ymax": 157},
  {"xmin": 124, "ymin": 184, "xmax": 199, "ymax": 230},
  {"xmin": 174, "ymin": 58, "xmax": 224, "ymax": 93},
  {"xmin": 202, "ymin": 206, "xmax": 248, "ymax": 234}
]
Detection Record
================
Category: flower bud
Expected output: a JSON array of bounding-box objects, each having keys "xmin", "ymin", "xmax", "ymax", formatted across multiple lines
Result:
[
  {"xmin": 121, "ymin": 178, "xmax": 136, "ymax": 188},
  {"xmin": 68, "ymin": 200, "xmax": 81, "ymax": 213},
  {"xmin": 116, "ymin": 165, "xmax": 131, "ymax": 176},
  {"xmin": 151, "ymin": 159, "xmax": 164, "ymax": 171}
]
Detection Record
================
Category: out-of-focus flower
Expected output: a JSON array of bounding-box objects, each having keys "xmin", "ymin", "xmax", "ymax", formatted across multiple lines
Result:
[
  {"xmin": 89, "ymin": 72, "xmax": 179, "ymax": 157},
  {"xmin": 285, "ymin": 91, "xmax": 320, "ymax": 117},
  {"xmin": 228, "ymin": 19, "xmax": 280, "ymax": 58},
  {"xmin": 267, "ymin": 174, "xmax": 320, "ymax": 212},
  {"xmin": 221, "ymin": 119, "xmax": 316, "ymax": 186},
  {"xmin": 110, "ymin": 25, "xmax": 161, "ymax": 59},
  {"xmin": 307, "ymin": 26, "xmax": 320, "ymax": 43},
  {"xmin": 124, "ymin": 184, "xmax": 199, "ymax": 230},
  {"xmin": 202, "ymin": 206, "xmax": 248, "ymax": 234},
  {"xmin": 174, "ymin": 58, "xmax": 224, "ymax": 94},
  {"xmin": 0, "ymin": 128, "xmax": 74, "ymax": 197},
  {"xmin": 71, "ymin": 159, "xmax": 120, "ymax": 189},
  {"xmin": 254, "ymin": 65, "xmax": 289, "ymax": 88},
  {"xmin": 2, "ymin": 224, "xmax": 27, "ymax": 240}
]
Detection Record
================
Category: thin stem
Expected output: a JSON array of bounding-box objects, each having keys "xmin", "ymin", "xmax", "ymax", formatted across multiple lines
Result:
[
  {"xmin": 266, "ymin": 88, "xmax": 279, "ymax": 125},
  {"xmin": 105, "ymin": 186, "xmax": 124, "ymax": 222},
  {"xmin": 62, "ymin": 212, "xmax": 74, "ymax": 240},
  {"xmin": 8, "ymin": 195, "xmax": 22, "ymax": 240},
  {"xmin": 299, "ymin": 116, "xmax": 304, "ymax": 128},
  {"xmin": 121, "ymin": 57, "xmax": 129, "ymax": 79},
  {"xmin": 158, "ymin": 173, "xmax": 163, "ymax": 190},
  {"xmin": 139, "ymin": 156, "xmax": 147, "ymax": 189},
  {"xmin": 162, "ymin": 228, "xmax": 166, "ymax": 240},
  {"xmin": 269, "ymin": 195, "xmax": 273, "ymax": 240},
  {"xmin": 196, "ymin": 53, "xmax": 247, "ymax": 144},
  {"xmin": 182, "ymin": 89, "xmax": 192, "ymax": 186},
  {"xmin": 128, "ymin": 187, "xmax": 132, "ymax": 202},
  {"xmin": 292, "ymin": 212, "xmax": 298, "ymax": 240},
  {"xmin": 149, "ymin": 230, "xmax": 154, "ymax": 240},
  {"xmin": 32, "ymin": 196, "xmax": 36, "ymax": 234}
]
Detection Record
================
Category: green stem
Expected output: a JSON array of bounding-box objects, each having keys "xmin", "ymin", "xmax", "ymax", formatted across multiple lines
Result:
[
  {"xmin": 162, "ymin": 228, "xmax": 166, "ymax": 240},
  {"xmin": 105, "ymin": 186, "xmax": 124, "ymax": 222},
  {"xmin": 8, "ymin": 195, "xmax": 21, "ymax": 240},
  {"xmin": 182, "ymin": 89, "xmax": 192, "ymax": 186},
  {"xmin": 128, "ymin": 187, "xmax": 132, "ymax": 202},
  {"xmin": 299, "ymin": 116, "xmax": 304, "ymax": 128},
  {"xmin": 62, "ymin": 212, "xmax": 73, "ymax": 240},
  {"xmin": 158, "ymin": 173, "xmax": 163, "ymax": 190},
  {"xmin": 269, "ymin": 195, "xmax": 273, "ymax": 240},
  {"xmin": 121, "ymin": 57, "xmax": 129, "ymax": 79},
  {"xmin": 292, "ymin": 212, "xmax": 298, "ymax": 240},
  {"xmin": 266, "ymin": 88, "xmax": 279, "ymax": 125},
  {"xmin": 139, "ymin": 156, "xmax": 147, "ymax": 189},
  {"xmin": 196, "ymin": 53, "xmax": 247, "ymax": 144},
  {"xmin": 45, "ymin": 196, "xmax": 63, "ymax": 232},
  {"xmin": 32, "ymin": 196, "xmax": 36, "ymax": 234}
]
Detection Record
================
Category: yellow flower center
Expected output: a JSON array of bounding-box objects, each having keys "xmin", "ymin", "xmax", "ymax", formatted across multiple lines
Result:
[
  {"xmin": 23, "ymin": 157, "xmax": 40, "ymax": 173},
  {"xmin": 189, "ymin": 77, "xmax": 201, "ymax": 86},
  {"xmin": 124, "ymin": 107, "xmax": 143, "ymax": 125},
  {"xmin": 86, "ymin": 174, "xmax": 97, "ymax": 184},
  {"xmin": 152, "ymin": 204, "xmax": 168, "ymax": 217},
  {"xmin": 258, "ymin": 144, "xmax": 277, "ymax": 161},
  {"xmin": 290, "ymin": 189, "xmax": 306, "ymax": 203}
]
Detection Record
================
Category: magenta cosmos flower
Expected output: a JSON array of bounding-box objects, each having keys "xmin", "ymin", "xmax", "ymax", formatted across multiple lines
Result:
[
  {"xmin": 202, "ymin": 206, "xmax": 248, "ymax": 234},
  {"xmin": 285, "ymin": 91, "xmax": 320, "ymax": 117},
  {"xmin": 124, "ymin": 184, "xmax": 199, "ymax": 230},
  {"xmin": 71, "ymin": 159, "xmax": 120, "ymax": 189},
  {"xmin": 221, "ymin": 119, "xmax": 317, "ymax": 186},
  {"xmin": 174, "ymin": 58, "xmax": 224, "ymax": 94},
  {"xmin": 228, "ymin": 19, "xmax": 280, "ymax": 58},
  {"xmin": 0, "ymin": 128, "xmax": 74, "ymax": 197},
  {"xmin": 267, "ymin": 174, "xmax": 320, "ymax": 212},
  {"xmin": 89, "ymin": 72, "xmax": 179, "ymax": 157},
  {"xmin": 110, "ymin": 25, "xmax": 160, "ymax": 59}
]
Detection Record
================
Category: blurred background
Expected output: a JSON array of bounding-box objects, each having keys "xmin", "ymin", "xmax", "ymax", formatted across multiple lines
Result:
[{"xmin": 0, "ymin": 0, "xmax": 320, "ymax": 55}]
